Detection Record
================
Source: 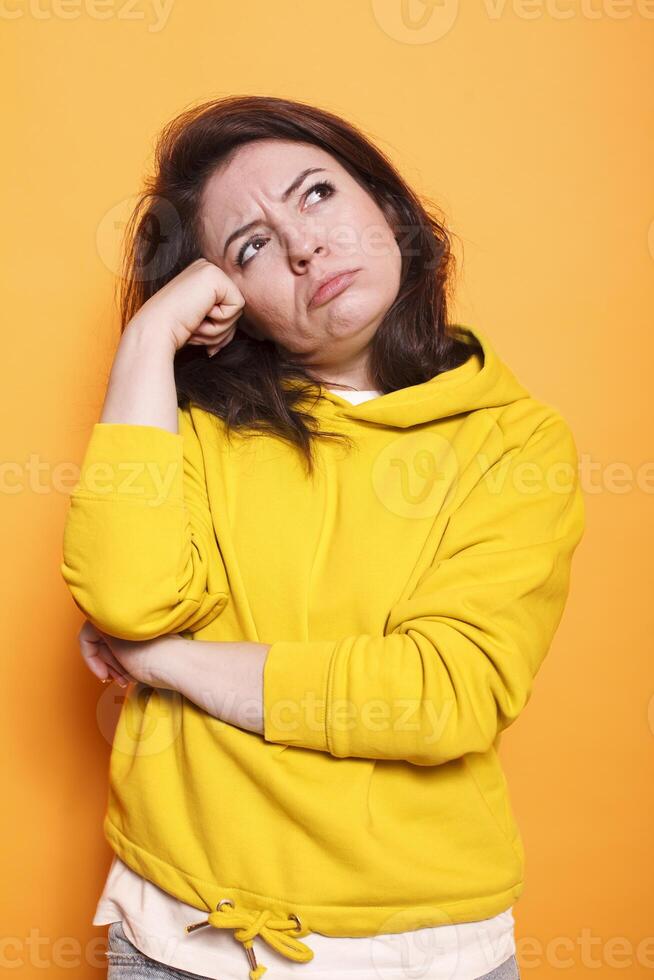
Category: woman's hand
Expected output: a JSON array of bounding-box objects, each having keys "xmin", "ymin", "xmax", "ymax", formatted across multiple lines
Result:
[
  {"xmin": 129, "ymin": 257, "xmax": 246, "ymax": 358},
  {"xmin": 78, "ymin": 620, "xmax": 179, "ymax": 689}
]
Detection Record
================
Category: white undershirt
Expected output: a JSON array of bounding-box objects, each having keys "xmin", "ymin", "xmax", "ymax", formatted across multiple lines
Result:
[
  {"xmin": 326, "ymin": 387, "xmax": 382, "ymax": 403},
  {"xmin": 94, "ymin": 855, "xmax": 516, "ymax": 979}
]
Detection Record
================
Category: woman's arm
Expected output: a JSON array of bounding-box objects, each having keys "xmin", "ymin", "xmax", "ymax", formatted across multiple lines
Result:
[
  {"xmin": 61, "ymin": 261, "xmax": 244, "ymax": 638},
  {"xmin": 99, "ymin": 258, "xmax": 244, "ymax": 430},
  {"xmin": 259, "ymin": 412, "xmax": 586, "ymax": 765},
  {"xmin": 99, "ymin": 317, "xmax": 179, "ymax": 431},
  {"xmin": 146, "ymin": 636, "xmax": 271, "ymax": 736},
  {"xmin": 79, "ymin": 620, "xmax": 270, "ymax": 735},
  {"xmin": 61, "ymin": 407, "xmax": 233, "ymax": 639},
  {"xmin": 100, "ymin": 257, "xmax": 244, "ymax": 430}
]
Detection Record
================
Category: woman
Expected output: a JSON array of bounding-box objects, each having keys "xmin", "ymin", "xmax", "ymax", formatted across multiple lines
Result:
[{"xmin": 61, "ymin": 95, "xmax": 584, "ymax": 980}]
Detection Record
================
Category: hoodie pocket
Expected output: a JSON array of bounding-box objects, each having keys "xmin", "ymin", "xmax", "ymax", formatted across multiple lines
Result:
[{"xmin": 463, "ymin": 750, "xmax": 523, "ymax": 865}]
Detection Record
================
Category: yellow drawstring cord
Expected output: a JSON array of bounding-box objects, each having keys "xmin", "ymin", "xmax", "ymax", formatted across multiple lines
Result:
[{"xmin": 186, "ymin": 898, "xmax": 314, "ymax": 978}]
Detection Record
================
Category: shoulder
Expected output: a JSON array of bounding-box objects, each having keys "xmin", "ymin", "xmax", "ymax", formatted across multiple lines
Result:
[
  {"xmin": 176, "ymin": 403, "xmax": 240, "ymax": 468},
  {"xmin": 491, "ymin": 398, "xmax": 580, "ymax": 463}
]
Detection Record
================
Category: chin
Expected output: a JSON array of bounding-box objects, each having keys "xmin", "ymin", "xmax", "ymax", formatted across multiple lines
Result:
[
  {"xmin": 321, "ymin": 311, "xmax": 369, "ymax": 336},
  {"xmin": 332, "ymin": 292, "xmax": 389, "ymax": 326}
]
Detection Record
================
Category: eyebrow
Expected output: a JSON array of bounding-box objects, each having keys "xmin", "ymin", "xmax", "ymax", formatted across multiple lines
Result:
[{"xmin": 222, "ymin": 167, "xmax": 327, "ymax": 259}]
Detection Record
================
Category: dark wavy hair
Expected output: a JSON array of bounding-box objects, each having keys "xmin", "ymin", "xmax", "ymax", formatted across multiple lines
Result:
[{"xmin": 117, "ymin": 94, "xmax": 480, "ymax": 475}]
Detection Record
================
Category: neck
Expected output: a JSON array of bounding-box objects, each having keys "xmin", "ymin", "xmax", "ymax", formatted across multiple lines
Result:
[
  {"xmin": 306, "ymin": 360, "xmax": 376, "ymax": 392},
  {"xmin": 282, "ymin": 341, "xmax": 377, "ymax": 391}
]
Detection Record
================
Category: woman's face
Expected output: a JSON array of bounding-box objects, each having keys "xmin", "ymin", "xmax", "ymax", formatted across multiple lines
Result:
[{"xmin": 199, "ymin": 139, "xmax": 402, "ymax": 386}]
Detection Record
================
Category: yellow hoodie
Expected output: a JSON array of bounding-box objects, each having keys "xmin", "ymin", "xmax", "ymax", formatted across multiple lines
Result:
[{"xmin": 60, "ymin": 324, "xmax": 585, "ymax": 978}]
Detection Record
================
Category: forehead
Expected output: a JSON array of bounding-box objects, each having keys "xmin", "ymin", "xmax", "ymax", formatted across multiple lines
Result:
[{"xmin": 204, "ymin": 139, "xmax": 337, "ymax": 203}]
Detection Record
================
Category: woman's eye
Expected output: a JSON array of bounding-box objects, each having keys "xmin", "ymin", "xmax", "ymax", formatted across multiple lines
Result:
[
  {"xmin": 304, "ymin": 179, "xmax": 336, "ymax": 207},
  {"xmin": 236, "ymin": 180, "xmax": 336, "ymax": 268},
  {"xmin": 236, "ymin": 237, "xmax": 268, "ymax": 268}
]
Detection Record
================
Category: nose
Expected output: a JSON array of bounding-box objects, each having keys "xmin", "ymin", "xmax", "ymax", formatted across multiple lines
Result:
[{"xmin": 281, "ymin": 219, "xmax": 327, "ymax": 271}]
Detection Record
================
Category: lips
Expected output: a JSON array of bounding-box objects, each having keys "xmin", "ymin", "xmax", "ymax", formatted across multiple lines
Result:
[{"xmin": 308, "ymin": 269, "xmax": 360, "ymax": 309}]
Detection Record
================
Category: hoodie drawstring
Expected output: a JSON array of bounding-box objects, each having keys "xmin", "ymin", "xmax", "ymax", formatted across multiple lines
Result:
[{"xmin": 186, "ymin": 898, "xmax": 314, "ymax": 978}]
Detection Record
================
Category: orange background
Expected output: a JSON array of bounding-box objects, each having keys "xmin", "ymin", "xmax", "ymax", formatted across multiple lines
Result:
[{"xmin": 2, "ymin": 1, "xmax": 653, "ymax": 976}]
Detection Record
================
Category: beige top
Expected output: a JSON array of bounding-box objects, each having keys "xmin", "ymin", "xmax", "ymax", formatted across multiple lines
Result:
[{"xmin": 94, "ymin": 853, "xmax": 516, "ymax": 979}]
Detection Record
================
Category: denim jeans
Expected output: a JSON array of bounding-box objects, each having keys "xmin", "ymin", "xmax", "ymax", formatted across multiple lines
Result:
[{"xmin": 105, "ymin": 919, "xmax": 521, "ymax": 979}]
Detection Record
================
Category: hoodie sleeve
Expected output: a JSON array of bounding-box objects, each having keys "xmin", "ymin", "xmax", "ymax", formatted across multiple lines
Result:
[
  {"xmin": 60, "ymin": 407, "xmax": 229, "ymax": 640},
  {"xmin": 262, "ymin": 411, "xmax": 585, "ymax": 764}
]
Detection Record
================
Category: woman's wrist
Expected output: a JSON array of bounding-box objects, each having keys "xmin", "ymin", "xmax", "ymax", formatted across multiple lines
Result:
[
  {"xmin": 144, "ymin": 634, "xmax": 188, "ymax": 690},
  {"xmin": 124, "ymin": 313, "xmax": 177, "ymax": 357}
]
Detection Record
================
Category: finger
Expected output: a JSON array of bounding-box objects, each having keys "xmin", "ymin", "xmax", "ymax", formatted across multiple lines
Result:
[
  {"xmin": 192, "ymin": 319, "xmax": 238, "ymax": 340},
  {"xmin": 79, "ymin": 632, "xmax": 132, "ymax": 684},
  {"xmin": 85, "ymin": 650, "xmax": 111, "ymax": 681},
  {"xmin": 102, "ymin": 664, "xmax": 130, "ymax": 688},
  {"xmin": 208, "ymin": 275, "xmax": 245, "ymax": 317},
  {"xmin": 100, "ymin": 647, "xmax": 135, "ymax": 682},
  {"xmin": 206, "ymin": 302, "xmax": 241, "ymax": 319},
  {"xmin": 186, "ymin": 330, "xmax": 230, "ymax": 346},
  {"xmin": 104, "ymin": 658, "xmax": 137, "ymax": 686},
  {"xmin": 207, "ymin": 335, "xmax": 236, "ymax": 357},
  {"xmin": 87, "ymin": 651, "xmax": 131, "ymax": 686},
  {"xmin": 208, "ymin": 334, "xmax": 236, "ymax": 354},
  {"xmin": 78, "ymin": 633, "xmax": 110, "ymax": 678}
]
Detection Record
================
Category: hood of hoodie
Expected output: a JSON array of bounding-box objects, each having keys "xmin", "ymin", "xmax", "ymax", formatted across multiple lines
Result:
[{"xmin": 311, "ymin": 324, "xmax": 530, "ymax": 429}]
